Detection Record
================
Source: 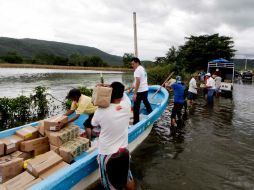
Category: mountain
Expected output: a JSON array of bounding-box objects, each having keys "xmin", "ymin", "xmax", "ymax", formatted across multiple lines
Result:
[
  {"xmin": 232, "ymin": 59, "xmax": 254, "ymax": 70},
  {"xmin": 0, "ymin": 37, "xmax": 122, "ymax": 66}
]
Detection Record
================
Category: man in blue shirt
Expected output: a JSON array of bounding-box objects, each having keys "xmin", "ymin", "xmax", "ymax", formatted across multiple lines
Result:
[{"xmin": 167, "ymin": 76, "xmax": 186, "ymax": 130}]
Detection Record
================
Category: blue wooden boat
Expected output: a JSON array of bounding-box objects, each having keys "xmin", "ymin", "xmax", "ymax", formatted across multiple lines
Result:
[{"xmin": 0, "ymin": 85, "xmax": 169, "ymax": 190}]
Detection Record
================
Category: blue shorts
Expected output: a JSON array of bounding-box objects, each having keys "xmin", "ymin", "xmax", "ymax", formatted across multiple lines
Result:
[{"xmin": 98, "ymin": 148, "xmax": 133, "ymax": 190}]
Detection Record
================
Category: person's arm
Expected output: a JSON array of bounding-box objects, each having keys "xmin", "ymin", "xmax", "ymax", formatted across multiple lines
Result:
[
  {"xmin": 64, "ymin": 109, "xmax": 75, "ymax": 116},
  {"xmin": 56, "ymin": 114, "xmax": 80, "ymax": 130},
  {"xmin": 57, "ymin": 100, "xmax": 81, "ymax": 130},
  {"xmin": 193, "ymin": 80, "xmax": 198, "ymax": 89},
  {"xmin": 132, "ymin": 77, "xmax": 140, "ymax": 102}
]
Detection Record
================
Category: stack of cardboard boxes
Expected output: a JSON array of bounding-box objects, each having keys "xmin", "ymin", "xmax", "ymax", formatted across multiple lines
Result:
[
  {"xmin": 0, "ymin": 115, "xmax": 89, "ymax": 189},
  {"xmin": 42, "ymin": 116, "xmax": 89, "ymax": 163}
]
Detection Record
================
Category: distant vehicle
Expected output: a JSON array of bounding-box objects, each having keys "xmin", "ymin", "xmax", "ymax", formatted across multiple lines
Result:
[
  {"xmin": 234, "ymin": 70, "xmax": 242, "ymax": 78},
  {"xmin": 242, "ymin": 71, "xmax": 253, "ymax": 80},
  {"xmin": 207, "ymin": 58, "xmax": 234, "ymax": 97}
]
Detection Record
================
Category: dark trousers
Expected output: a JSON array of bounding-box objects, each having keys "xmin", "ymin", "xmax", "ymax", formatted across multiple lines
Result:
[{"xmin": 133, "ymin": 91, "xmax": 153, "ymax": 124}]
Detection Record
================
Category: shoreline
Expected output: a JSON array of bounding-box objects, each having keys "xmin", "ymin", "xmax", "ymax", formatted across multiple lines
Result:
[{"xmin": 0, "ymin": 63, "xmax": 132, "ymax": 72}]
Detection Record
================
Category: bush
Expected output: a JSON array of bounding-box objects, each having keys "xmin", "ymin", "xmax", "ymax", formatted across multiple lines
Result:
[
  {"xmin": 147, "ymin": 64, "xmax": 176, "ymax": 85},
  {"xmin": 0, "ymin": 86, "xmax": 50, "ymax": 130},
  {"xmin": 2, "ymin": 52, "xmax": 23, "ymax": 63}
]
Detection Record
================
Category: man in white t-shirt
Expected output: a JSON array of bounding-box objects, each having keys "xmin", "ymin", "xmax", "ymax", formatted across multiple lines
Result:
[
  {"xmin": 205, "ymin": 73, "xmax": 216, "ymax": 104},
  {"xmin": 187, "ymin": 74, "xmax": 198, "ymax": 106},
  {"xmin": 129, "ymin": 57, "xmax": 152, "ymax": 124},
  {"xmin": 92, "ymin": 82, "xmax": 135, "ymax": 190}
]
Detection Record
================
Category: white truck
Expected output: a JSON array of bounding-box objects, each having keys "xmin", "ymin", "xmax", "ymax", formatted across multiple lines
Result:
[{"xmin": 207, "ymin": 59, "xmax": 234, "ymax": 97}]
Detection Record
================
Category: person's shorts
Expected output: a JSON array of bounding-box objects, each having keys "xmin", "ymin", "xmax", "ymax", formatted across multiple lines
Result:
[
  {"xmin": 98, "ymin": 148, "xmax": 133, "ymax": 190},
  {"xmin": 171, "ymin": 103, "xmax": 184, "ymax": 119},
  {"xmin": 83, "ymin": 113, "xmax": 94, "ymax": 129},
  {"xmin": 187, "ymin": 92, "xmax": 197, "ymax": 100}
]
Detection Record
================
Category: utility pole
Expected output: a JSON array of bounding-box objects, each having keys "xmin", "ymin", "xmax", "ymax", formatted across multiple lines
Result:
[
  {"xmin": 133, "ymin": 12, "xmax": 138, "ymax": 57},
  {"xmin": 245, "ymin": 57, "xmax": 247, "ymax": 70}
]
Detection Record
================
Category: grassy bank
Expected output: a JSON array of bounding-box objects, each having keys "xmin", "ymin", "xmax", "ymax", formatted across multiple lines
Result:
[{"xmin": 0, "ymin": 63, "xmax": 132, "ymax": 72}]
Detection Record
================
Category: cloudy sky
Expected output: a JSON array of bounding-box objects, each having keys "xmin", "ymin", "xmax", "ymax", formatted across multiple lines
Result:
[{"xmin": 0, "ymin": 0, "xmax": 254, "ymax": 60}]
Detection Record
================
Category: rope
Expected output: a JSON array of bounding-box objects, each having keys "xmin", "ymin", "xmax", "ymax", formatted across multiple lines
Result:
[{"xmin": 45, "ymin": 93, "xmax": 66, "ymax": 104}]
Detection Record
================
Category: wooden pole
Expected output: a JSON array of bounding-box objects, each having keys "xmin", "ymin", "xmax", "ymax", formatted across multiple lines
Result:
[
  {"xmin": 151, "ymin": 71, "xmax": 174, "ymax": 99},
  {"xmin": 133, "ymin": 12, "xmax": 138, "ymax": 57}
]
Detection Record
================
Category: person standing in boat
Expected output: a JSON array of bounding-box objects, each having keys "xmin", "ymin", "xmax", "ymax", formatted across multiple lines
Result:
[
  {"xmin": 59, "ymin": 88, "xmax": 97, "ymax": 141},
  {"xmin": 205, "ymin": 73, "xmax": 216, "ymax": 104},
  {"xmin": 129, "ymin": 57, "xmax": 153, "ymax": 124},
  {"xmin": 166, "ymin": 76, "xmax": 186, "ymax": 130},
  {"xmin": 92, "ymin": 82, "xmax": 135, "ymax": 190}
]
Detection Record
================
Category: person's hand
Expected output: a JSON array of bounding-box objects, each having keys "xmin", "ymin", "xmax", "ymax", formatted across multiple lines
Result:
[
  {"xmin": 128, "ymin": 88, "xmax": 133, "ymax": 94},
  {"xmin": 132, "ymin": 94, "xmax": 137, "ymax": 102}
]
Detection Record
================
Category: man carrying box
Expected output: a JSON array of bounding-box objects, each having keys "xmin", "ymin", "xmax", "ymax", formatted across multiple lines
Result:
[
  {"xmin": 92, "ymin": 82, "xmax": 135, "ymax": 190},
  {"xmin": 58, "ymin": 88, "xmax": 97, "ymax": 142}
]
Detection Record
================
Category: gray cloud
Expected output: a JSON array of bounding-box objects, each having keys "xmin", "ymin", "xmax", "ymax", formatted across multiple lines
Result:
[{"xmin": 0, "ymin": 0, "xmax": 254, "ymax": 60}]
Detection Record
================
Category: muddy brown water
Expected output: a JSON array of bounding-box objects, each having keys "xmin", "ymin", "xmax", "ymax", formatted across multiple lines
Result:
[
  {"xmin": 1, "ymin": 69, "xmax": 253, "ymax": 189},
  {"xmin": 130, "ymin": 82, "xmax": 254, "ymax": 190}
]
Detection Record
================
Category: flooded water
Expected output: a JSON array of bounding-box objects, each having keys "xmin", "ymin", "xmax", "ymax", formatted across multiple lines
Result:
[
  {"xmin": 0, "ymin": 68, "xmax": 132, "ymax": 99},
  {"xmin": 131, "ymin": 82, "xmax": 254, "ymax": 190},
  {"xmin": 1, "ymin": 68, "xmax": 254, "ymax": 189}
]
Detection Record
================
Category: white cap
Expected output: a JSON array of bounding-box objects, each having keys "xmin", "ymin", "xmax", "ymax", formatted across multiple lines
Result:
[{"xmin": 206, "ymin": 73, "xmax": 211, "ymax": 76}]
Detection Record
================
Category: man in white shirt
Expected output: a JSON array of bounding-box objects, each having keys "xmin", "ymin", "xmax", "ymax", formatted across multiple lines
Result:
[
  {"xmin": 129, "ymin": 57, "xmax": 152, "ymax": 124},
  {"xmin": 205, "ymin": 73, "xmax": 216, "ymax": 104},
  {"xmin": 187, "ymin": 74, "xmax": 198, "ymax": 107},
  {"xmin": 92, "ymin": 82, "xmax": 135, "ymax": 190}
]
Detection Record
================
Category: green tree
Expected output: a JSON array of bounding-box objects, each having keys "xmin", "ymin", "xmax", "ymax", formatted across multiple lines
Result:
[
  {"xmin": 165, "ymin": 46, "xmax": 178, "ymax": 63},
  {"xmin": 177, "ymin": 33, "xmax": 236, "ymax": 72},
  {"xmin": 123, "ymin": 53, "xmax": 134, "ymax": 68},
  {"xmin": 89, "ymin": 56, "xmax": 108, "ymax": 67},
  {"xmin": 2, "ymin": 52, "xmax": 23, "ymax": 63},
  {"xmin": 68, "ymin": 53, "xmax": 83, "ymax": 66}
]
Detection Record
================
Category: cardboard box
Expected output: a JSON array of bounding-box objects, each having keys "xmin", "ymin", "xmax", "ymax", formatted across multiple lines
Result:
[
  {"xmin": 44, "ymin": 116, "xmax": 68, "ymax": 131},
  {"xmin": 0, "ymin": 143, "xmax": 4, "ymax": 157},
  {"xmin": 33, "ymin": 144, "xmax": 49, "ymax": 156},
  {"xmin": 10, "ymin": 151, "xmax": 33, "ymax": 160},
  {"xmin": 92, "ymin": 85, "xmax": 112, "ymax": 108},
  {"xmin": 0, "ymin": 157, "xmax": 23, "ymax": 183},
  {"xmin": 37, "ymin": 120, "xmax": 45, "ymax": 136},
  {"xmin": 39, "ymin": 161, "xmax": 69, "ymax": 179},
  {"xmin": 22, "ymin": 178, "xmax": 42, "ymax": 189},
  {"xmin": 59, "ymin": 137, "xmax": 89, "ymax": 163},
  {"xmin": 1, "ymin": 171, "xmax": 35, "ymax": 190},
  {"xmin": 20, "ymin": 137, "xmax": 49, "ymax": 152},
  {"xmin": 27, "ymin": 151, "xmax": 63, "ymax": 177},
  {"xmin": 50, "ymin": 144, "xmax": 59, "ymax": 154},
  {"xmin": 47, "ymin": 124, "xmax": 80, "ymax": 147},
  {"xmin": 16, "ymin": 126, "xmax": 39, "ymax": 141},
  {"xmin": 0, "ymin": 135, "xmax": 23, "ymax": 154}
]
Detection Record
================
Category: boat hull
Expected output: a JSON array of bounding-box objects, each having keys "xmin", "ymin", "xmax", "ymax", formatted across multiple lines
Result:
[
  {"xmin": 13, "ymin": 85, "xmax": 168, "ymax": 190},
  {"xmin": 71, "ymin": 124, "xmax": 153, "ymax": 190}
]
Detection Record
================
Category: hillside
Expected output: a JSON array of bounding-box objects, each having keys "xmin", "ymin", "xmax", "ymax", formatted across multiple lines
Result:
[
  {"xmin": 233, "ymin": 59, "xmax": 254, "ymax": 70},
  {"xmin": 0, "ymin": 37, "xmax": 122, "ymax": 66}
]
